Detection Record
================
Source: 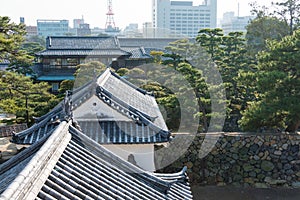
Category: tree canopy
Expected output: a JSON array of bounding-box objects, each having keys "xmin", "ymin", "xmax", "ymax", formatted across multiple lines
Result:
[
  {"xmin": 240, "ymin": 30, "xmax": 300, "ymax": 132},
  {"xmin": 0, "ymin": 71, "xmax": 59, "ymax": 125},
  {"xmin": 246, "ymin": 16, "xmax": 290, "ymax": 55},
  {"xmin": 0, "ymin": 16, "xmax": 33, "ymax": 74}
]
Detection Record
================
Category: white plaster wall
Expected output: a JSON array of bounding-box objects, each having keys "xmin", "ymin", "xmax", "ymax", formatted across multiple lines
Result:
[
  {"xmin": 102, "ymin": 144, "xmax": 155, "ymax": 172},
  {"xmin": 73, "ymin": 95, "xmax": 130, "ymax": 121}
]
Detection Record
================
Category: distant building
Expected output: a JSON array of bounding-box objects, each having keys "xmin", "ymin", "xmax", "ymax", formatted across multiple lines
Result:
[
  {"xmin": 77, "ymin": 23, "xmax": 91, "ymax": 36},
  {"xmin": 73, "ymin": 18, "xmax": 84, "ymax": 29},
  {"xmin": 220, "ymin": 12, "xmax": 254, "ymax": 35},
  {"xmin": 122, "ymin": 23, "xmax": 142, "ymax": 38},
  {"xmin": 37, "ymin": 19, "xmax": 70, "ymax": 37},
  {"xmin": 25, "ymin": 26, "xmax": 37, "ymax": 37},
  {"xmin": 152, "ymin": 0, "xmax": 217, "ymax": 38},
  {"xmin": 142, "ymin": 22, "xmax": 155, "ymax": 38},
  {"xmin": 91, "ymin": 27, "xmax": 107, "ymax": 36}
]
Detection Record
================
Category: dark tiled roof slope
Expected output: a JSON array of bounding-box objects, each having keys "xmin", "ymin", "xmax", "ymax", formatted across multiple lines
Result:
[
  {"xmin": 77, "ymin": 120, "xmax": 168, "ymax": 144},
  {"xmin": 36, "ymin": 49, "xmax": 130, "ymax": 56},
  {"xmin": 121, "ymin": 47, "xmax": 152, "ymax": 59},
  {"xmin": 97, "ymin": 69, "xmax": 168, "ymax": 131},
  {"xmin": 11, "ymin": 103, "xmax": 64, "ymax": 144},
  {"xmin": 46, "ymin": 36, "xmax": 120, "ymax": 50},
  {"xmin": 0, "ymin": 121, "xmax": 193, "ymax": 200},
  {"xmin": 118, "ymin": 38, "xmax": 180, "ymax": 49}
]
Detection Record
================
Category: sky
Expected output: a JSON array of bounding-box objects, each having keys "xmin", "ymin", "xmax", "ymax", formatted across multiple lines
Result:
[{"xmin": 0, "ymin": 0, "xmax": 274, "ymax": 30}]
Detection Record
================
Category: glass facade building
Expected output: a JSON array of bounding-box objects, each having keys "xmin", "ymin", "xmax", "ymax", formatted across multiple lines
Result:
[
  {"xmin": 37, "ymin": 19, "xmax": 69, "ymax": 37},
  {"xmin": 152, "ymin": 0, "xmax": 217, "ymax": 38}
]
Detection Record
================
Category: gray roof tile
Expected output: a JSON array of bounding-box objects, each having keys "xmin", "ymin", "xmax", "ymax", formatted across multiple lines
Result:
[
  {"xmin": 121, "ymin": 47, "xmax": 152, "ymax": 59},
  {"xmin": 36, "ymin": 49, "xmax": 130, "ymax": 57},
  {"xmin": 0, "ymin": 122, "xmax": 192, "ymax": 199},
  {"xmin": 46, "ymin": 36, "xmax": 120, "ymax": 50},
  {"xmin": 118, "ymin": 38, "xmax": 179, "ymax": 49}
]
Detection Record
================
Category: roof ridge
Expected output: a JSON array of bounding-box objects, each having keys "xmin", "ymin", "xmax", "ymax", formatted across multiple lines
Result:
[{"xmin": 0, "ymin": 121, "xmax": 71, "ymax": 200}]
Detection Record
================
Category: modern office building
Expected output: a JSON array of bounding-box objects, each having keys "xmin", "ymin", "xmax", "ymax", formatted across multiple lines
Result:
[
  {"xmin": 37, "ymin": 19, "xmax": 70, "ymax": 37},
  {"xmin": 220, "ymin": 12, "xmax": 253, "ymax": 35},
  {"xmin": 152, "ymin": 0, "xmax": 217, "ymax": 38}
]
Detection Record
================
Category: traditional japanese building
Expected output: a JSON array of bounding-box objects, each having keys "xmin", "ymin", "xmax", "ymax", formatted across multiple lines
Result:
[
  {"xmin": 33, "ymin": 36, "xmax": 179, "ymax": 92},
  {"xmin": 13, "ymin": 68, "xmax": 170, "ymax": 172},
  {"xmin": 33, "ymin": 36, "xmax": 130, "ymax": 92},
  {"xmin": 0, "ymin": 67, "xmax": 192, "ymax": 199}
]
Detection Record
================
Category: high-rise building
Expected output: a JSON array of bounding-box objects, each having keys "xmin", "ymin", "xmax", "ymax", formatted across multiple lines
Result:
[
  {"xmin": 37, "ymin": 19, "xmax": 69, "ymax": 37},
  {"xmin": 152, "ymin": 0, "xmax": 217, "ymax": 38},
  {"xmin": 220, "ymin": 12, "xmax": 253, "ymax": 35}
]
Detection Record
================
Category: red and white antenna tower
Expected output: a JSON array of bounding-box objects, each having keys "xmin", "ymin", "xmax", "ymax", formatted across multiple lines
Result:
[{"xmin": 105, "ymin": 0, "xmax": 116, "ymax": 30}]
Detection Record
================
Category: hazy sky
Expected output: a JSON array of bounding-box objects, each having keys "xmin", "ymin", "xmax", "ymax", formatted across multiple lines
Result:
[{"xmin": 1, "ymin": 0, "xmax": 274, "ymax": 29}]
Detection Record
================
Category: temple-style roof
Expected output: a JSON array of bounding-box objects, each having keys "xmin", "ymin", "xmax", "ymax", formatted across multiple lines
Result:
[
  {"xmin": 35, "ymin": 37, "xmax": 182, "ymax": 59},
  {"xmin": 0, "ymin": 121, "xmax": 192, "ymax": 199},
  {"xmin": 118, "ymin": 38, "xmax": 180, "ymax": 49},
  {"xmin": 35, "ymin": 36, "xmax": 130, "ymax": 57},
  {"xmin": 36, "ymin": 49, "xmax": 130, "ymax": 57},
  {"xmin": 46, "ymin": 36, "xmax": 120, "ymax": 50},
  {"xmin": 73, "ymin": 68, "xmax": 170, "ymax": 144},
  {"xmin": 13, "ymin": 68, "xmax": 170, "ymax": 145},
  {"xmin": 121, "ymin": 47, "xmax": 152, "ymax": 59}
]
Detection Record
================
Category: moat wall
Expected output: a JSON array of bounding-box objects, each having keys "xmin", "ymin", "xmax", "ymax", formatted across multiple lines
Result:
[{"xmin": 155, "ymin": 132, "xmax": 300, "ymax": 188}]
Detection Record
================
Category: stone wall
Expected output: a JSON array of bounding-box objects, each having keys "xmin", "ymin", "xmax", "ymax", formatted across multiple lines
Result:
[{"xmin": 155, "ymin": 133, "xmax": 300, "ymax": 188}]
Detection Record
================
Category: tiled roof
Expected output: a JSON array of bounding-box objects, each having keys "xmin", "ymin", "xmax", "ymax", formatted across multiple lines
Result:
[
  {"xmin": 73, "ymin": 69, "xmax": 170, "ymax": 144},
  {"xmin": 97, "ymin": 69, "xmax": 168, "ymax": 130},
  {"xmin": 77, "ymin": 120, "xmax": 168, "ymax": 144},
  {"xmin": 118, "ymin": 38, "xmax": 180, "ymax": 49},
  {"xmin": 12, "ymin": 104, "xmax": 63, "ymax": 144},
  {"xmin": 36, "ymin": 37, "xmax": 186, "ymax": 60},
  {"xmin": 121, "ymin": 47, "xmax": 152, "ymax": 59},
  {"xmin": 36, "ymin": 49, "xmax": 130, "ymax": 57},
  {"xmin": 13, "ymin": 68, "xmax": 170, "ymax": 145},
  {"xmin": 0, "ymin": 121, "xmax": 193, "ymax": 199},
  {"xmin": 46, "ymin": 36, "xmax": 120, "ymax": 50}
]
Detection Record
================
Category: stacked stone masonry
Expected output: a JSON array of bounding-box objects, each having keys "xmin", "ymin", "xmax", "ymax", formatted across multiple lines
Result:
[{"xmin": 155, "ymin": 133, "xmax": 300, "ymax": 188}]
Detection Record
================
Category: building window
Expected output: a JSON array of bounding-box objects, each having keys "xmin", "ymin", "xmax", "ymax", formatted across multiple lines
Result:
[
  {"xmin": 67, "ymin": 58, "xmax": 78, "ymax": 66},
  {"xmin": 50, "ymin": 58, "xmax": 61, "ymax": 66}
]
